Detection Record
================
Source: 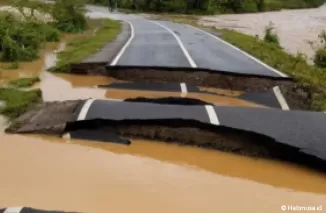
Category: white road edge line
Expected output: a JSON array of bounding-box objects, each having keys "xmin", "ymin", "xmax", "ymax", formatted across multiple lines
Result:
[
  {"xmin": 205, "ymin": 105, "xmax": 220, "ymax": 125},
  {"xmin": 273, "ymin": 86, "xmax": 290, "ymax": 110},
  {"xmin": 187, "ymin": 25, "xmax": 288, "ymax": 77},
  {"xmin": 149, "ymin": 20, "xmax": 197, "ymax": 68},
  {"xmin": 180, "ymin": 82, "xmax": 188, "ymax": 97},
  {"xmin": 110, "ymin": 21, "xmax": 135, "ymax": 66},
  {"xmin": 77, "ymin": 98, "xmax": 96, "ymax": 121},
  {"xmin": 4, "ymin": 207, "xmax": 24, "ymax": 213}
]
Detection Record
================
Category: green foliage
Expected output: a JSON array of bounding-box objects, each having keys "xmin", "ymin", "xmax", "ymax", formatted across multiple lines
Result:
[
  {"xmin": 217, "ymin": 28, "xmax": 326, "ymax": 110},
  {"xmin": 0, "ymin": 12, "xmax": 61, "ymax": 62},
  {"xmin": 0, "ymin": 0, "xmax": 91, "ymax": 62},
  {"xmin": 314, "ymin": 49, "xmax": 326, "ymax": 68},
  {"xmin": 8, "ymin": 77, "xmax": 40, "ymax": 88},
  {"xmin": 106, "ymin": 0, "xmax": 325, "ymax": 14},
  {"xmin": 52, "ymin": 0, "xmax": 88, "ymax": 33},
  {"xmin": 264, "ymin": 0, "xmax": 325, "ymax": 11},
  {"xmin": 0, "ymin": 88, "xmax": 42, "ymax": 119},
  {"xmin": 51, "ymin": 19, "xmax": 121, "ymax": 72},
  {"xmin": 263, "ymin": 23, "xmax": 281, "ymax": 48},
  {"xmin": 313, "ymin": 31, "xmax": 326, "ymax": 68}
]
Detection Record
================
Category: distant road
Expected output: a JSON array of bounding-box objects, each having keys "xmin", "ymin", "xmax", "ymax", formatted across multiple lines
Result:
[{"xmin": 84, "ymin": 4, "xmax": 288, "ymax": 77}]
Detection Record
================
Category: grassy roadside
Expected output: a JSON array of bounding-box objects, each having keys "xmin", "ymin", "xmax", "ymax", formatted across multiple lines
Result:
[
  {"xmin": 0, "ymin": 88, "xmax": 42, "ymax": 119},
  {"xmin": 8, "ymin": 77, "xmax": 40, "ymax": 88},
  {"xmin": 50, "ymin": 18, "xmax": 121, "ymax": 73}
]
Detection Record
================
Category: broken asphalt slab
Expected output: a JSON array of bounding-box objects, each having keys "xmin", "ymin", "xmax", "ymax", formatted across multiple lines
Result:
[{"xmin": 6, "ymin": 99, "xmax": 326, "ymax": 171}]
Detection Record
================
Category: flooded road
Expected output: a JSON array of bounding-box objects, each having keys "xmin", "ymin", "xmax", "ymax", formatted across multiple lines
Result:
[
  {"xmin": 0, "ymin": 22, "xmax": 325, "ymax": 213},
  {"xmin": 0, "ymin": 134, "xmax": 325, "ymax": 213}
]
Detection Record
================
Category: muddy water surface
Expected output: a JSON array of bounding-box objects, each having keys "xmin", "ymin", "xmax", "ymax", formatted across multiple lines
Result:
[{"xmin": 0, "ymin": 134, "xmax": 325, "ymax": 213}]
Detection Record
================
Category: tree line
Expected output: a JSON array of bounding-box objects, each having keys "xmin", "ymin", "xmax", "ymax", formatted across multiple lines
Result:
[{"xmin": 88, "ymin": 0, "xmax": 325, "ymax": 14}]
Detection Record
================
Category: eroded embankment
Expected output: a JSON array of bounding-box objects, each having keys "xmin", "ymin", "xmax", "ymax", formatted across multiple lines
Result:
[
  {"xmin": 65, "ymin": 119, "xmax": 326, "ymax": 172},
  {"xmin": 5, "ymin": 99, "xmax": 326, "ymax": 172}
]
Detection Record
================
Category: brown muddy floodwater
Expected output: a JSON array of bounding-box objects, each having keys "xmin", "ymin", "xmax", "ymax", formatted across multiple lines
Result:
[
  {"xmin": 0, "ymin": 134, "xmax": 325, "ymax": 213},
  {"xmin": 0, "ymin": 38, "xmax": 326, "ymax": 213}
]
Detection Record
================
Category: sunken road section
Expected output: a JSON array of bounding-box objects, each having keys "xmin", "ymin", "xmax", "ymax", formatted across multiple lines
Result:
[
  {"xmin": 6, "ymin": 98, "xmax": 326, "ymax": 172},
  {"xmin": 67, "ymin": 63, "xmax": 313, "ymax": 110},
  {"xmin": 0, "ymin": 207, "xmax": 79, "ymax": 213},
  {"xmin": 100, "ymin": 82, "xmax": 290, "ymax": 110}
]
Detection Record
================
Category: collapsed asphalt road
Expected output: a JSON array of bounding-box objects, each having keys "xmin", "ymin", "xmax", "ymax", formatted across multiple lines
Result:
[{"xmin": 6, "ymin": 99, "xmax": 326, "ymax": 172}]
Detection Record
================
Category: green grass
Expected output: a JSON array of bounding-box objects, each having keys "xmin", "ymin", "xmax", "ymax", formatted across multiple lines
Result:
[
  {"xmin": 0, "ymin": 88, "xmax": 42, "ymax": 119},
  {"xmin": 50, "ymin": 18, "xmax": 121, "ymax": 72},
  {"xmin": 8, "ymin": 76, "xmax": 40, "ymax": 88},
  {"xmin": 215, "ymin": 29, "xmax": 326, "ymax": 110}
]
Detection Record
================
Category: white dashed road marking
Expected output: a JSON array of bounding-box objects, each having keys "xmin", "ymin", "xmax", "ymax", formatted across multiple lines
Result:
[
  {"xmin": 4, "ymin": 207, "xmax": 23, "ymax": 213},
  {"xmin": 149, "ymin": 20, "xmax": 197, "ymax": 68},
  {"xmin": 180, "ymin": 82, "xmax": 188, "ymax": 97},
  {"xmin": 273, "ymin": 86, "xmax": 290, "ymax": 110},
  {"xmin": 205, "ymin": 105, "xmax": 220, "ymax": 125}
]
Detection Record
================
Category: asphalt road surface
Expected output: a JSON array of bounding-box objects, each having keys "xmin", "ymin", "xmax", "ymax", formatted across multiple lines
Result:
[{"xmin": 105, "ymin": 17, "xmax": 287, "ymax": 77}]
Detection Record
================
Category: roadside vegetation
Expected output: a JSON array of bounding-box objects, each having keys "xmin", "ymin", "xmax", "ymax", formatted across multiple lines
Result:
[
  {"xmin": 0, "ymin": 88, "xmax": 42, "ymax": 119},
  {"xmin": 50, "ymin": 18, "xmax": 121, "ymax": 72},
  {"xmin": 8, "ymin": 77, "xmax": 40, "ymax": 88},
  {"xmin": 263, "ymin": 23, "xmax": 281, "ymax": 48},
  {"xmin": 313, "ymin": 31, "xmax": 326, "ymax": 68},
  {"xmin": 89, "ymin": 0, "xmax": 326, "ymax": 14},
  {"xmin": 0, "ymin": 0, "xmax": 121, "ymax": 119}
]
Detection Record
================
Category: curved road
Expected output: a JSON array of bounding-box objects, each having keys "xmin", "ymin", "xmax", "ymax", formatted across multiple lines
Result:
[{"xmin": 85, "ymin": 7, "xmax": 288, "ymax": 77}]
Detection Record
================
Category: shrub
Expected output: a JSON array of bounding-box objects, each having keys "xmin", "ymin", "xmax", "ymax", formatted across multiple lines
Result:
[
  {"xmin": 0, "ymin": 12, "xmax": 40, "ymax": 61},
  {"xmin": 314, "ymin": 48, "xmax": 326, "ymax": 68},
  {"xmin": 264, "ymin": 23, "xmax": 281, "ymax": 48},
  {"xmin": 313, "ymin": 30, "xmax": 326, "ymax": 68},
  {"xmin": 0, "ymin": 11, "xmax": 61, "ymax": 62},
  {"xmin": 51, "ymin": 0, "xmax": 88, "ymax": 33}
]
